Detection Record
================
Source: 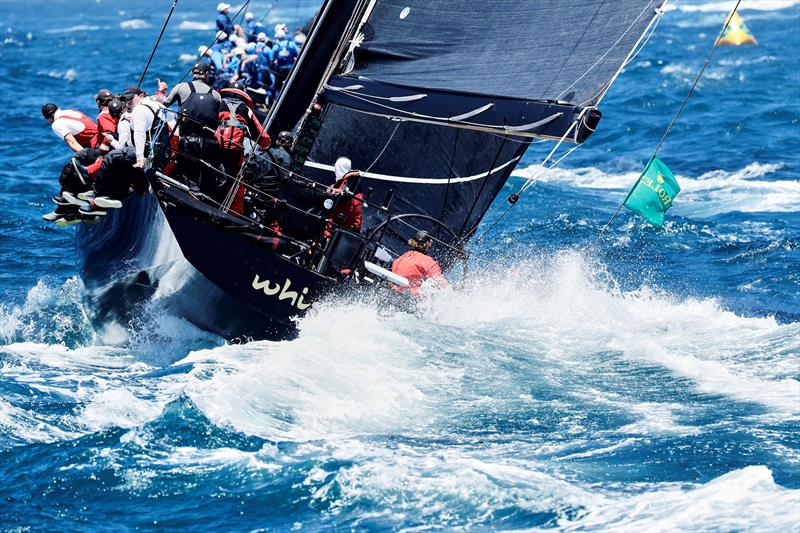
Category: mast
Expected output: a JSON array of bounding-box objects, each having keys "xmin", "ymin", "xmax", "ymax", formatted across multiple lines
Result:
[{"xmin": 263, "ymin": 0, "xmax": 364, "ymax": 136}]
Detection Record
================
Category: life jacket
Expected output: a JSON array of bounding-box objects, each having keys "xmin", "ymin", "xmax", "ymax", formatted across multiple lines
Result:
[
  {"xmin": 215, "ymin": 97, "xmax": 248, "ymax": 151},
  {"xmin": 138, "ymin": 100, "xmax": 170, "ymax": 161},
  {"xmin": 64, "ymin": 111, "xmax": 98, "ymax": 148},
  {"xmin": 324, "ymin": 171, "xmax": 363, "ymax": 238},
  {"xmin": 94, "ymin": 109, "xmax": 118, "ymax": 151},
  {"xmin": 180, "ymin": 81, "xmax": 219, "ymax": 136}
]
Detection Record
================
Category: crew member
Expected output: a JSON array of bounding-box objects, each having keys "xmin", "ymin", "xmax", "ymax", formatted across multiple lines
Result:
[
  {"xmin": 124, "ymin": 86, "xmax": 169, "ymax": 168},
  {"xmin": 163, "ymin": 62, "xmax": 222, "ymax": 194},
  {"xmin": 244, "ymin": 12, "xmax": 264, "ymax": 42},
  {"xmin": 93, "ymin": 88, "xmax": 117, "ymax": 151},
  {"xmin": 215, "ymin": 84, "xmax": 271, "ymax": 213},
  {"xmin": 42, "ymin": 103, "xmax": 98, "ymax": 153},
  {"xmin": 323, "ymin": 156, "xmax": 363, "ymax": 238},
  {"xmin": 215, "ymin": 3, "xmax": 236, "ymax": 36},
  {"xmin": 391, "ymin": 230, "xmax": 447, "ymax": 296}
]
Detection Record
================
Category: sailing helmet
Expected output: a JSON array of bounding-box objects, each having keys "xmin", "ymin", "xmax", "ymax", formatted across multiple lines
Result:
[
  {"xmin": 414, "ymin": 230, "xmax": 432, "ymax": 244},
  {"xmin": 107, "ymin": 99, "xmax": 125, "ymax": 119},
  {"xmin": 191, "ymin": 61, "xmax": 212, "ymax": 80},
  {"xmin": 334, "ymin": 157, "xmax": 352, "ymax": 181},
  {"xmin": 245, "ymin": 12, "xmax": 254, "ymax": 21},
  {"xmin": 94, "ymin": 88, "xmax": 114, "ymax": 107},
  {"xmin": 257, "ymin": 32, "xmax": 268, "ymax": 43},
  {"xmin": 276, "ymin": 131, "xmax": 293, "ymax": 147},
  {"xmin": 217, "ymin": 3, "xmax": 231, "ymax": 13}
]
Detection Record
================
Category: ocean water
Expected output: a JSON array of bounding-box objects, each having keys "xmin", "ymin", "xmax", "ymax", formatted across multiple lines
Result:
[{"xmin": 1, "ymin": 0, "xmax": 799, "ymax": 530}]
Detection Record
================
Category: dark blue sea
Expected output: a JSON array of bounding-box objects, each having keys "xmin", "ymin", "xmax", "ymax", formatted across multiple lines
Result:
[{"xmin": 1, "ymin": 0, "xmax": 799, "ymax": 530}]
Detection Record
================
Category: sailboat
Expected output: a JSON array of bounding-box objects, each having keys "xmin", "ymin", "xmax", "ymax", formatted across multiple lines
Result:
[{"xmin": 78, "ymin": 0, "xmax": 666, "ymax": 340}]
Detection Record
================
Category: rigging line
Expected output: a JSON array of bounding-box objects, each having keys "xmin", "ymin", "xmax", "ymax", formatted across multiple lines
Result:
[
  {"xmin": 517, "ymin": 121, "xmax": 578, "ymax": 195},
  {"xmin": 258, "ymin": 1, "xmax": 279, "ymax": 24},
  {"xmin": 468, "ymin": 137, "xmax": 582, "ymax": 245},
  {"xmin": 456, "ymin": 133, "xmax": 511, "ymax": 242},
  {"xmin": 137, "ymin": 0, "xmax": 178, "ymax": 88},
  {"xmin": 364, "ymin": 120, "xmax": 401, "ymax": 174},
  {"xmin": 177, "ymin": 0, "xmax": 252, "ymax": 84},
  {"xmin": 556, "ymin": 0, "xmax": 658, "ymax": 102},
  {"xmin": 439, "ymin": 120, "xmax": 460, "ymax": 221},
  {"xmin": 591, "ymin": 0, "xmax": 744, "ymax": 248},
  {"xmin": 579, "ymin": 4, "xmax": 665, "ymax": 107}
]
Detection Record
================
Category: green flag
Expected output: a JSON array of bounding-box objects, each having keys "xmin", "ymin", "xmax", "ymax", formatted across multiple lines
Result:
[{"xmin": 623, "ymin": 156, "xmax": 681, "ymax": 227}]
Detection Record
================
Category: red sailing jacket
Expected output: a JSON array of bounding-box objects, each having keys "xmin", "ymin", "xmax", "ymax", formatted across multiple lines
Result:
[
  {"xmin": 323, "ymin": 171, "xmax": 363, "ymax": 238},
  {"xmin": 94, "ymin": 108, "xmax": 118, "ymax": 150},
  {"xmin": 391, "ymin": 251, "xmax": 446, "ymax": 295},
  {"xmin": 215, "ymin": 89, "xmax": 271, "ymax": 151}
]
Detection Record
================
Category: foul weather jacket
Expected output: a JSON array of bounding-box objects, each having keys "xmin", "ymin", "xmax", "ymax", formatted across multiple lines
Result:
[{"xmin": 391, "ymin": 251, "xmax": 446, "ymax": 295}]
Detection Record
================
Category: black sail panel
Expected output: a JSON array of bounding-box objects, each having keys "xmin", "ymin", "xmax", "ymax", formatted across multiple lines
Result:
[
  {"xmin": 302, "ymin": 104, "xmax": 525, "ymax": 252},
  {"xmin": 350, "ymin": 0, "xmax": 663, "ymax": 105}
]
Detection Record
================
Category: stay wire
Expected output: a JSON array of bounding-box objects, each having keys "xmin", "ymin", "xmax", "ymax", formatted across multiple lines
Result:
[
  {"xmin": 177, "ymin": 0, "xmax": 252, "ymax": 84},
  {"xmin": 137, "ymin": 0, "xmax": 178, "ymax": 88},
  {"xmin": 591, "ymin": 0, "xmax": 743, "ymax": 248}
]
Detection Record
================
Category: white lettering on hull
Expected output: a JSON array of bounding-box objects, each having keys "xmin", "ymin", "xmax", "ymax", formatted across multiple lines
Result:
[{"xmin": 252, "ymin": 275, "xmax": 311, "ymax": 310}]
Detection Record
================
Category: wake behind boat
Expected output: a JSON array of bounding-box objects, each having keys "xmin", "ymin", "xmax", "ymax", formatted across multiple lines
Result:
[{"xmin": 53, "ymin": 0, "xmax": 666, "ymax": 339}]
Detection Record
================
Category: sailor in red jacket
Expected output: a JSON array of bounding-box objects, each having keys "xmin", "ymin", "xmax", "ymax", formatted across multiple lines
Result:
[
  {"xmin": 42, "ymin": 103, "xmax": 98, "ymax": 153},
  {"xmin": 92, "ymin": 88, "xmax": 118, "ymax": 151},
  {"xmin": 323, "ymin": 156, "xmax": 363, "ymax": 238},
  {"xmin": 215, "ymin": 84, "xmax": 271, "ymax": 214},
  {"xmin": 391, "ymin": 230, "xmax": 447, "ymax": 296}
]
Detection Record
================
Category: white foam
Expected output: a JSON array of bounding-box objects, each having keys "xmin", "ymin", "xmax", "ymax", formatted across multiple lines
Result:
[
  {"xmin": 416, "ymin": 252, "xmax": 800, "ymax": 418},
  {"xmin": 672, "ymin": 0, "xmax": 800, "ymax": 12},
  {"xmin": 44, "ymin": 25, "xmax": 101, "ymax": 34},
  {"xmin": 178, "ymin": 20, "xmax": 215, "ymax": 30},
  {"xmin": 560, "ymin": 466, "xmax": 800, "ymax": 531},
  {"xmin": 81, "ymin": 388, "xmax": 162, "ymax": 430},
  {"xmin": 119, "ymin": 19, "xmax": 151, "ymax": 30},
  {"xmin": 513, "ymin": 162, "xmax": 800, "ymax": 216},
  {"xmin": 176, "ymin": 302, "xmax": 460, "ymax": 442},
  {"xmin": 37, "ymin": 68, "xmax": 78, "ymax": 81}
]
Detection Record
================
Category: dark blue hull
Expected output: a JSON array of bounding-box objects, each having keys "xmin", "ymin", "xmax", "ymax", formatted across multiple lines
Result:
[{"xmin": 76, "ymin": 192, "xmax": 295, "ymax": 340}]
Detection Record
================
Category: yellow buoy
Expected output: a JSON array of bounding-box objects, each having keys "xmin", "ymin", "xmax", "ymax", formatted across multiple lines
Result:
[{"xmin": 718, "ymin": 11, "xmax": 757, "ymax": 46}]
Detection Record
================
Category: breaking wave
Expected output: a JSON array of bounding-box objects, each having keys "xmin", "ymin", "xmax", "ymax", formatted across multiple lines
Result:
[
  {"xmin": 119, "ymin": 19, "xmax": 151, "ymax": 30},
  {"xmin": 178, "ymin": 20, "xmax": 215, "ymax": 31},
  {"xmin": 1, "ymin": 252, "xmax": 797, "ymax": 528},
  {"xmin": 43, "ymin": 25, "xmax": 101, "ymax": 34},
  {"xmin": 513, "ymin": 162, "xmax": 800, "ymax": 216},
  {"xmin": 37, "ymin": 68, "xmax": 78, "ymax": 81}
]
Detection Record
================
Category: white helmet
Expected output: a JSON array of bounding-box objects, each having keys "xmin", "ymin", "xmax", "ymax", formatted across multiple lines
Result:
[
  {"xmin": 216, "ymin": 3, "xmax": 231, "ymax": 13},
  {"xmin": 335, "ymin": 157, "xmax": 352, "ymax": 181},
  {"xmin": 245, "ymin": 12, "xmax": 254, "ymax": 21},
  {"xmin": 215, "ymin": 30, "xmax": 228, "ymax": 41}
]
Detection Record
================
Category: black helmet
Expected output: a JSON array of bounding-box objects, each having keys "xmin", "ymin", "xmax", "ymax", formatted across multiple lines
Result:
[
  {"xmin": 277, "ymin": 130, "xmax": 293, "ymax": 146},
  {"xmin": 191, "ymin": 61, "xmax": 212, "ymax": 79},
  {"xmin": 108, "ymin": 99, "xmax": 125, "ymax": 119},
  {"xmin": 94, "ymin": 88, "xmax": 114, "ymax": 107},
  {"xmin": 414, "ymin": 230, "xmax": 431, "ymax": 244},
  {"xmin": 41, "ymin": 103, "xmax": 58, "ymax": 120}
]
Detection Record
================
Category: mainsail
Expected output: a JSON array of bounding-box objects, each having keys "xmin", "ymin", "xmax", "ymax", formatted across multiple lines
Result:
[{"xmin": 286, "ymin": 0, "xmax": 664, "ymax": 248}]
